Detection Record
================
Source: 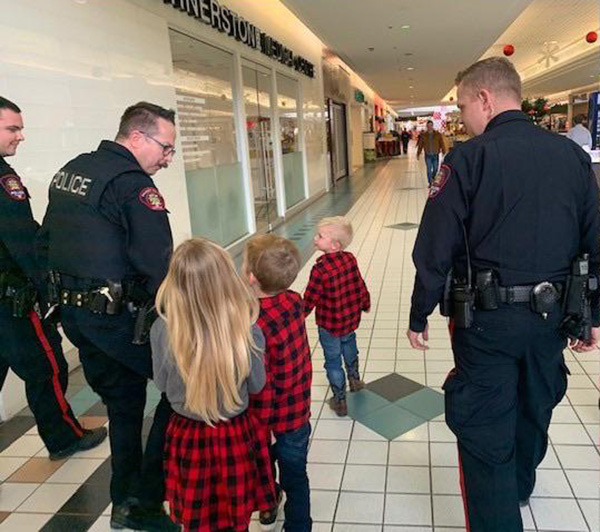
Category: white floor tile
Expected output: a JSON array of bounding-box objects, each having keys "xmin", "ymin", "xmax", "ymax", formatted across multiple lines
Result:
[
  {"xmin": 551, "ymin": 405, "xmax": 582, "ymax": 424},
  {"xmin": 46, "ymin": 457, "xmax": 105, "ymax": 484},
  {"xmin": 573, "ymin": 405, "xmax": 600, "ymax": 424},
  {"xmin": 430, "ymin": 443, "xmax": 458, "ymax": 467},
  {"xmin": 384, "ymin": 494, "xmax": 432, "ymax": 526},
  {"xmin": 554, "ymin": 445, "xmax": 600, "ymax": 469},
  {"xmin": 366, "ymin": 360, "xmax": 396, "ymax": 373},
  {"xmin": 432, "ymin": 495, "xmax": 465, "ymax": 527},
  {"xmin": 342, "ymin": 465, "xmax": 386, "ymax": 493},
  {"xmin": 428, "ymin": 423, "xmax": 456, "ymax": 443},
  {"xmin": 386, "ymin": 466, "xmax": 430, "ymax": 494},
  {"xmin": 431, "ymin": 467, "xmax": 460, "ymax": 495},
  {"xmin": 307, "ymin": 463, "xmax": 344, "ymax": 490},
  {"xmin": 310, "ymin": 490, "xmax": 338, "ymax": 522},
  {"xmin": 549, "ymin": 423, "xmax": 594, "ymax": 445},
  {"xmin": 0, "ymin": 435, "xmax": 45, "ymax": 458},
  {"xmin": 393, "ymin": 423, "xmax": 429, "ymax": 442},
  {"xmin": 313, "ymin": 420, "xmax": 354, "ymax": 440},
  {"xmin": 388, "ymin": 442, "xmax": 429, "ymax": 466},
  {"xmin": 567, "ymin": 388, "xmax": 600, "ymax": 405},
  {"xmin": 0, "ymin": 483, "xmax": 39, "ymax": 512},
  {"xmin": 347, "ymin": 440, "xmax": 388, "ymax": 465},
  {"xmin": 579, "ymin": 499, "xmax": 600, "ymax": 532},
  {"xmin": 538, "ymin": 445, "xmax": 561, "ymax": 469},
  {"xmin": 351, "ymin": 423, "xmax": 387, "ymax": 442},
  {"xmin": 565, "ymin": 469, "xmax": 600, "ymax": 499},
  {"xmin": 0, "ymin": 457, "xmax": 29, "ymax": 481},
  {"xmin": 0, "ymin": 512, "xmax": 52, "ymax": 531},
  {"xmin": 335, "ymin": 492, "xmax": 384, "ymax": 524},
  {"xmin": 529, "ymin": 497, "xmax": 588, "ymax": 531},
  {"xmin": 17, "ymin": 482, "xmax": 80, "ymax": 513},
  {"xmin": 309, "ymin": 439, "xmax": 350, "ymax": 464},
  {"xmin": 531, "ymin": 469, "xmax": 573, "ymax": 498}
]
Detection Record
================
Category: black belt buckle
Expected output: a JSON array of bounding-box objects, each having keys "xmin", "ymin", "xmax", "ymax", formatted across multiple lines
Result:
[{"xmin": 531, "ymin": 282, "xmax": 559, "ymax": 318}]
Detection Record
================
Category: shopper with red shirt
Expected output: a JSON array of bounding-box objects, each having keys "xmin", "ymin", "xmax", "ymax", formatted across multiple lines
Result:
[
  {"xmin": 244, "ymin": 234, "xmax": 313, "ymax": 532},
  {"xmin": 304, "ymin": 217, "xmax": 370, "ymax": 416}
]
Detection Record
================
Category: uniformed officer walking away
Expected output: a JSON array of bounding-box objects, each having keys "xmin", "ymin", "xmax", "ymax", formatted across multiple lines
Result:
[
  {"xmin": 0, "ymin": 97, "xmax": 107, "ymax": 459},
  {"xmin": 38, "ymin": 102, "xmax": 179, "ymax": 531},
  {"xmin": 406, "ymin": 58, "xmax": 599, "ymax": 532}
]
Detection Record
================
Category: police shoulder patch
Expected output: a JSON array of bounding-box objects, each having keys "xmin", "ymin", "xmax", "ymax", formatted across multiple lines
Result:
[
  {"xmin": 139, "ymin": 187, "xmax": 166, "ymax": 211},
  {"xmin": 428, "ymin": 163, "xmax": 452, "ymax": 199},
  {"xmin": 0, "ymin": 174, "xmax": 28, "ymax": 201}
]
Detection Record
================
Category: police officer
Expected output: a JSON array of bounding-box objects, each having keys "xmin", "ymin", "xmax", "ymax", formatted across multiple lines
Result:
[
  {"xmin": 406, "ymin": 58, "xmax": 599, "ymax": 532},
  {"xmin": 38, "ymin": 102, "xmax": 178, "ymax": 531},
  {"xmin": 0, "ymin": 96, "xmax": 107, "ymax": 459}
]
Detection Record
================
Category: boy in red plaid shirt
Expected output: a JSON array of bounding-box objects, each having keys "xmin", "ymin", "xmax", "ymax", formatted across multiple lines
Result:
[
  {"xmin": 244, "ymin": 234, "xmax": 313, "ymax": 532},
  {"xmin": 304, "ymin": 216, "xmax": 370, "ymax": 416}
]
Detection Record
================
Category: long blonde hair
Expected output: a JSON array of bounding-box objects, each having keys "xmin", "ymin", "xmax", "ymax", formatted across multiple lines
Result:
[{"xmin": 156, "ymin": 238, "xmax": 258, "ymax": 424}]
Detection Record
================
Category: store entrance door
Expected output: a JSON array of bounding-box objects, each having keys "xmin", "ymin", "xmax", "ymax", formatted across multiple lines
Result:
[
  {"xmin": 243, "ymin": 61, "xmax": 279, "ymax": 232},
  {"xmin": 330, "ymin": 100, "xmax": 349, "ymax": 182}
]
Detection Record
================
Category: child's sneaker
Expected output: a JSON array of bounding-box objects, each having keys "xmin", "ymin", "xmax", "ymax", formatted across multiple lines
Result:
[
  {"xmin": 259, "ymin": 488, "xmax": 283, "ymax": 531},
  {"xmin": 328, "ymin": 397, "xmax": 348, "ymax": 417},
  {"xmin": 348, "ymin": 377, "xmax": 365, "ymax": 392}
]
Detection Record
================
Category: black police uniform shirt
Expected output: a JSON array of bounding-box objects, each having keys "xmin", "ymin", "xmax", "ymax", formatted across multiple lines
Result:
[
  {"xmin": 38, "ymin": 141, "xmax": 173, "ymax": 294},
  {"xmin": 0, "ymin": 156, "xmax": 41, "ymax": 284},
  {"xmin": 410, "ymin": 110, "xmax": 600, "ymax": 332}
]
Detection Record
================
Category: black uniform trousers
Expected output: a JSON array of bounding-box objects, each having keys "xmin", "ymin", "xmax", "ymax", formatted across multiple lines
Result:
[
  {"xmin": 444, "ymin": 304, "xmax": 568, "ymax": 532},
  {"xmin": 60, "ymin": 307, "xmax": 171, "ymax": 507},
  {"xmin": 0, "ymin": 302, "xmax": 83, "ymax": 453}
]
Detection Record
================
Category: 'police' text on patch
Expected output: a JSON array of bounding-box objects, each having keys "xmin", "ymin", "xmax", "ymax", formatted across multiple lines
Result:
[
  {"xmin": 0, "ymin": 174, "xmax": 27, "ymax": 201},
  {"xmin": 428, "ymin": 164, "xmax": 451, "ymax": 199},
  {"xmin": 139, "ymin": 187, "xmax": 166, "ymax": 211}
]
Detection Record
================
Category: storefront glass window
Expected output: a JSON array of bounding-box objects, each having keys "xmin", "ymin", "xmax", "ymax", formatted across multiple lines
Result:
[
  {"xmin": 277, "ymin": 73, "xmax": 305, "ymax": 209},
  {"xmin": 169, "ymin": 30, "xmax": 248, "ymax": 246}
]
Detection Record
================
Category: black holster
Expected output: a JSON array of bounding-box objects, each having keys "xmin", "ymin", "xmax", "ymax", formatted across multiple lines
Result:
[{"xmin": 132, "ymin": 301, "xmax": 158, "ymax": 346}]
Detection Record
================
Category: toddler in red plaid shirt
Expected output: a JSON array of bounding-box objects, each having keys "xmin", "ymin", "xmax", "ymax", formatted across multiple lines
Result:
[
  {"xmin": 244, "ymin": 234, "xmax": 313, "ymax": 532},
  {"xmin": 304, "ymin": 216, "xmax": 370, "ymax": 416}
]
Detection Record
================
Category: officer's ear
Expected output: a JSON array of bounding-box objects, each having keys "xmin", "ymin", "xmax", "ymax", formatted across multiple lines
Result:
[{"xmin": 478, "ymin": 89, "xmax": 494, "ymax": 117}]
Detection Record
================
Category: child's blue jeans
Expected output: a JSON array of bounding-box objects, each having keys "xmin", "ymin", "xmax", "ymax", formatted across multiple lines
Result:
[{"xmin": 318, "ymin": 327, "xmax": 360, "ymax": 400}]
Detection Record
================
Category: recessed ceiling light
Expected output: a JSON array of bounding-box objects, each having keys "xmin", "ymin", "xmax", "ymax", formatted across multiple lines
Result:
[
  {"xmin": 401, "ymin": 25, "xmax": 411, "ymax": 30},
  {"xmin": 409, "ymin": 85, "xmax": 414, "ymax": 88},
  {"xmin": 405, "ymin": 52, "xmax": 413, "ymax": 56},
  {"xmin": 407, "ymin": 67, "xmax": 414, "ymax": 71},
  {"xmin": 368, "ymin": 47, "xmax": 375, "ymax": 52},
  {"xmin": 388, "ymin": 26, "xmax": 393, "ymax": 29}
]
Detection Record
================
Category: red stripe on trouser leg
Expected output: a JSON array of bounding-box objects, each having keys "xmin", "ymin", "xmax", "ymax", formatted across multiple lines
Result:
[
  {"xmin": 28, "ymin": 312, "xmax": 84, "ymax": 438},
  {"xmin": 448, "ymin": 318, "xmax": 455, "ymax": 340},
  {"xmin": 458, "ymin": 448, "xmax": 472, "ymax": 532}
]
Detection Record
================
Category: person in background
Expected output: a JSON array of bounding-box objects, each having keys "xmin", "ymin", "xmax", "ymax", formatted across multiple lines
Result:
[
  {"xmin": 417, "ymin": 120, "xmax": 447, "ymax": 184},
  {"xmin": 401, "ymin": 128, "xmax": 411, "ymax": 154},
  {"xmin": 152, "ymin": 238, "xmax": 276, "ymax": 532},
  {"xmin": 566, "ymin": 114, "xmax": 592, "ymax": 148}
]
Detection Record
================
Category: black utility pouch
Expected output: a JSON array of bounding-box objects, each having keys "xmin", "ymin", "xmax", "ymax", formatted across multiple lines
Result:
[
  {"xmin": 531, "ymin": 282, "xmax": 559, "ymax": 317},
  {"xmin": 452, "ymin": 282, "xmax": 474, "ymax": 329},
  {"xmin": 475, "ymin": 269, "xmax": 499, "ymax": 310},
  {"xmin": 12, "ymin": 283, "xmax": 37, "ymax": 318}
]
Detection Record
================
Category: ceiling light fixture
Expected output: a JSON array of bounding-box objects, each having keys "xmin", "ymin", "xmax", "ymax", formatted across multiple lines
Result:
[
  {"xmin": 368, "ymin": 47, "xmax": 375, "ymax": 52},
  {"xmin": 409, "ymin": 85, "xmax": 414, "ymax": 88},
  {"xmin": 407, "ymin": 67, "xmax": 414, "ymax": 71},
  {"xmin": 401, "ymin": 25, "xmax": 410, "ymax": 30}
]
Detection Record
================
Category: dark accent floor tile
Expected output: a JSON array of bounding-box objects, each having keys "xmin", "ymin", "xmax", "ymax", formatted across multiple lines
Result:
[
  {"xmin": 40, "ymin": 513, "xmax": 98, "ymax": 532},
  {"xmin": 358, "ymin": 404, "xmax": 426, "ymax": 440},
  {"xmin": 0, "ymin": 416, "xmax": 36, "ymax": 452},
  {"xmin": 58, "ymin": 483, "xmax": 112, "ymax": 515},
  {"xmin": 85, "ymin": 458, "xmax": 112, "ymax": 486},
  {"xmin": 7, "ymin": 456, "xmax": 66, "ymax": 483},
  {"xmin": 394, "ymin": 387, "xmax": 445, "ymax": 420},
  {"xmin": 346, "ymin": 389, "xmax": 391, "ymax": 420},
  {"xmin": 83, "ymin": 401, "xmax": 107, "ymax": 417},
  {"xmin": 366, "ymin": 373, "xmax": 424, "ymax": 402},
  {"xmin": 0, "ymin": 512, "xmax": 10, "ymax": 523}
]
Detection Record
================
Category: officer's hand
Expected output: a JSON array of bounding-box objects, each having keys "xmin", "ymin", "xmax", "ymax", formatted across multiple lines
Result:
[
  {"xmin": 570, "ymin": 327, "xmax": 600, "ymax": 353},
  {"xmin": 406, "ymin": 326, "xmax": 429, "ymax": 350}
]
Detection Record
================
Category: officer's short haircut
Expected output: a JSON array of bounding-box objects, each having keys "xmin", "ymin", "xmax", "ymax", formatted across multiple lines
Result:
[
  {"xmin": 573, "ymin": 114, "xmax": 586, "ymax": 125},
  {"xmin": 116, "ymin": 102, "xmax": 176, "ymax": 139},
  {"xmin": 318, "ymin": 216, "xmax": 354, "ymax": 250},
  {"xmin": 455, "ymin": 57, "xmax": 522, "ymax": 101},
  {"xmin": 244, "ymin": 234, "xmax": 301, "ymax": 294},
  {"xmin": 0, "ymin": 97, "xmax": 21, "ymax": 114}
]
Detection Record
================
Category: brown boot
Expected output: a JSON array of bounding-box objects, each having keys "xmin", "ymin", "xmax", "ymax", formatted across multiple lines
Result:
[
  {"xmin": 328, "ymin": 397, "xmax": 348, "ymax": 417},
  {"xmin": 348, "ymin": 377, "xmax": 365, "ymax": 392}
]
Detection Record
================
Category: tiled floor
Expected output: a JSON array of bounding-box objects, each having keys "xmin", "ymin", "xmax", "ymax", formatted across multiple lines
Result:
[{"xmin": 0, "ymin": 151, "xmax": 598, "ymax": 531}]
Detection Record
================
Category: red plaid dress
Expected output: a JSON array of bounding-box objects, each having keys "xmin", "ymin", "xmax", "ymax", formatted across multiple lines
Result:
[
  {"xmin": 164, "ymin": 410, "xmax": 276, "ymax": 532},
  {"xmin": 304, "ymin": 251, "xmax": 371, "ymax": 336},
  {"xmin": 249, "ymin": 290, "xmax": 312, "ymax": 435}
]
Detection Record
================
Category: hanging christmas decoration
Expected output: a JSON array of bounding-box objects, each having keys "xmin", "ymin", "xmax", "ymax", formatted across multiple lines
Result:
[
  {"xmin": 503, "ymin": 44, "xmax": 515, "ymax": 56},
  {"xmin": 586, "ymin": 31, "xmax": 598, "ymax": 43},
  {"xmin": 538, "ymin": 41, "xmax": 560, "ymax": 68}
]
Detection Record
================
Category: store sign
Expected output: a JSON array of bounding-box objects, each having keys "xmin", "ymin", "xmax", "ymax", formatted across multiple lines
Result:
[
  {"xmin": 164, "ymin": 0, "xmax": 315, "ymax": 78},
  {"xmin": 355, "ymin": 89, "xmax": 365, "ymax": 104}
]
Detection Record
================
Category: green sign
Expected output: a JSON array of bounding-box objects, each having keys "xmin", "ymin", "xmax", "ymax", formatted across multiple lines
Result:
[{"xmin": 355, "ymin": 89, "xmax": 365, "ymax": 104}]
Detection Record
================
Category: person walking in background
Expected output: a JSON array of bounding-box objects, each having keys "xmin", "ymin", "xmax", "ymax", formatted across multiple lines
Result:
[
  {"xmin": 401, "ymin": 128, "xmax": 411, "ymax": 154},
  {"xmin": 417, "ymin": 120, "xmax": 447, "ymax": 184},
  {"xmin": 566, "ymin": 114, "xmax": 592, "ymax": 148}
]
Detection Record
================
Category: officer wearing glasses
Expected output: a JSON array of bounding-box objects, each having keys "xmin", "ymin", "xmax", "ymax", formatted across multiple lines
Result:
[{"xmin": 38, "ymin": 102, "xmax": 179, "ymax": 531}]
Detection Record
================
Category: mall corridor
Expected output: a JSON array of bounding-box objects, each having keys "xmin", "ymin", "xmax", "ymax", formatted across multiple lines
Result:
[{"xmin": 0, "ymin": 153, "xmax": 596, "ymax": 531}]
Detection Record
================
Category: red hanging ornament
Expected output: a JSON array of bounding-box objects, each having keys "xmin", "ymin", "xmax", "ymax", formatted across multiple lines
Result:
[
  {"xmin": 586, "ymin": 31, "xmax": 598, "ymax": 43},
  {"xmin": 503, "ymin": 44, "xmax": 515, "ymax": 56}
]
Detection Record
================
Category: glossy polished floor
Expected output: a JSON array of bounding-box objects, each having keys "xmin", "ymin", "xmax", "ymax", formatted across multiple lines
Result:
[{"xmin": 0, "ymin": 149, "xmax": 597, "ymax": 531}]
